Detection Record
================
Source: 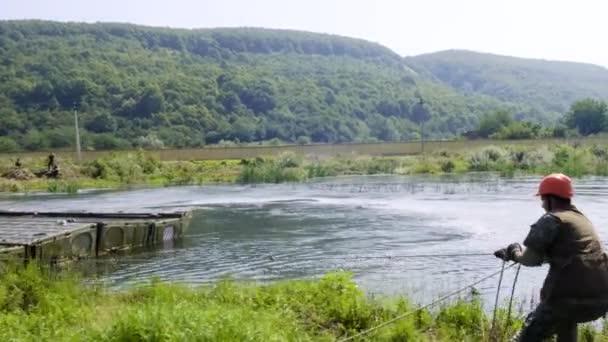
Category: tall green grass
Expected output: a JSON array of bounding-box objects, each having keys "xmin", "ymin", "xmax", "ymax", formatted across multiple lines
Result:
[
  {"xmin": 0, "ymin": 264, "xmax": 606, "ymax": 341},
  {"xmin": 0, "ymin": 266, "xmax": 494, "ymax": 341},
  {"xmin": 236, "ymin": 143, "xmax": 608, "ymax": 183},
  {"xmin": 46, "ymin": 180, "xmax": 80, "ymax": 194}
]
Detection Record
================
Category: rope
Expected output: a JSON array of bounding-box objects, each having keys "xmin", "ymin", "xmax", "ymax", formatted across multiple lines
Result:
[
  {"xmin": 503, "ymin": 264, "xmax": 522, "ymax": 340},
  {"xmin": 490, "ymin": 259, "xmax": 506, "ymax": 341},
  {"xmin": 338, "ymin": 262, "xmax": 517, "ymax": 342},
  {"xmin": 22, "ymin": 252, "xmax": 496, "ymax": 264},
  {"xmin": 319, "ymin": 252, "xmax": 493, "ymax": 260}
]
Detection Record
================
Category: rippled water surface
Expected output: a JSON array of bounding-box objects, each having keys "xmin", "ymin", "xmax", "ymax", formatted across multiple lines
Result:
[{"xmin": 3, "ymin": 174, "xmax": 608, "ymax": 306}]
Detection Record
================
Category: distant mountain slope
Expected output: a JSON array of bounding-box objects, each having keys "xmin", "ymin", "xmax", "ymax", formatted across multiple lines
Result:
[
  {"xmin": 406, "ymin": 49, "xmax": 608, "ymax": 115},
  {"xmin": 0, "ymin": 20, "xmax": 507, "ymax": 150},
  {"xmin": 0, "ymin": 21, "xmax": 605, "ymax": 151}
]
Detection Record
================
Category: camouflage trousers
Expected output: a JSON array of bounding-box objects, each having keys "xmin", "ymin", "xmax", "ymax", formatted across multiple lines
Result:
[{"xmin": 512, "ymin": 301, "xmax": 607, "ymax": 342}]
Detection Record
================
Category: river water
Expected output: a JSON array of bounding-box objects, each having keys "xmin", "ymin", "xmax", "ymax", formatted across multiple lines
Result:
[{"xmin": 2, "ymin": 174, "xmax": 608, "ymax": 308}]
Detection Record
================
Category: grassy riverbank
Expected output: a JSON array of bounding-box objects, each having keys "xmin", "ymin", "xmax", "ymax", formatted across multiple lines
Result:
[
  {"xmin": 0, "ymin": 265, "xmax": 505, "ymax": 341},
  {"xmin": 1, "ymin": 143, "xmax": 608, "ymax": 193},
  {"xmin": 0, "ymin": 264, "xmax": 605, "ymax": 341}
]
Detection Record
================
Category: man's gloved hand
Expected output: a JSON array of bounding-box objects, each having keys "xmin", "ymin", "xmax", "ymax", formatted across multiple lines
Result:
[
  {"xmin": 494, "ymin": 247, "xmax": 508, "ymax": 260},
  {"xmin": 494, "ymin": 243, "xmax": 522, "ymax": 261}
]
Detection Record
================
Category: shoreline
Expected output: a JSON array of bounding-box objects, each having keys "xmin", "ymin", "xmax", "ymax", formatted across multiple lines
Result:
[{"xmin": 1, "ymin": 142, "xmax": 607, "ymax": 194}]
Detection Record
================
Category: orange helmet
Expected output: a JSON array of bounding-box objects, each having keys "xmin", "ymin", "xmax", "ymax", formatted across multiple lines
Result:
[{"xmin": 536, "ymin": 173, "xmax": 573, "ymax": 199}]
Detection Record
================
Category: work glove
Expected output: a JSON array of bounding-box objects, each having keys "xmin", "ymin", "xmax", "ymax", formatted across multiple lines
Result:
[{"xmin": 494, "ymin": 243, "xmax": 522, "ymax": 261}]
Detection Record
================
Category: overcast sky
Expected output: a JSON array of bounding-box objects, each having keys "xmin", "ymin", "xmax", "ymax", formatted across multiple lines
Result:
[{"xmin": 3, "ymin": 0, "xmax": 607, "ymax": 67}]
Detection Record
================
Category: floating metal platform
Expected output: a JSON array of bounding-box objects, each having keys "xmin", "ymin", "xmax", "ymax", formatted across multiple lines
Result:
[{"xmin": 0, "ymin": 211, "xmax": 192, "ymax": 263}]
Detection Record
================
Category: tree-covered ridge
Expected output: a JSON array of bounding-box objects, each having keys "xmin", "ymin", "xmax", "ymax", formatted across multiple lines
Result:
[
  {"xmin": 0, "ymin": 20, "xmax": 403, "ymax": 64},
  {"xmin": 0, "ymin": 20, "xmax": 511, "ymax": 151},
  {"xmin": 407, "ymin": 49, "xmax": 608, "ymax": 115},
  {"xmin": 0, "ymin": 20, "xmax": 604, "ymax": 152}
]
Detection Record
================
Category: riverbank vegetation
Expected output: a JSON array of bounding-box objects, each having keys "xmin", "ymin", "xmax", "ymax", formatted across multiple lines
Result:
[
  {"xmin": 0, "ymin": 150, "xmax": 241, "ymax": 193},
  {"xmin": 2, "ymin": 142, "xmax": 608, "ymax": 193},
  {"xmin": 1, "ymin": 264, "xmax": 605, "ymax": 341},
  {"xmin": 238, "ymin": 142, "xmax": 608, "ymax": 183}
]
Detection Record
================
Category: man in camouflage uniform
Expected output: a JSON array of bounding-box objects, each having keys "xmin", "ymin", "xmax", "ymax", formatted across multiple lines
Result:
[{"xmin": 495, "ymin": 173, "xmax": 608, "ymax": 342}]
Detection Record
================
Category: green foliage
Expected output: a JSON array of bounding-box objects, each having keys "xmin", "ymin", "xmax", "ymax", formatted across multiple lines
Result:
[
  {"xmin": 46, "ymin": 126, "xmax": 75, "ymax": 148},
  {"xmin": 86, "ymin": 113, "xmax": 117, "ymax": 133},
  {"xmin": 134, "ymin": 85, "xmax": 165, "ymax": 118},
  {"xmin": 410, "ymin": 98, "xmax": 432, "ymax": 124},
  {"xmin": 468, "ymin": 146, "xmax": 507, "ymax": 171},
  {"xmin": 440, "ymin": 160, "xmax": 456, "ymax": 173},
  {"xmin": 478, "ymin": 110, "xmax": 514, "ymax": 138},
  {"xmin": 4, "ymin": 266, "xmax": 607, "ymax": 341},
  {"xmin": 239, "ymin": 154, "xmax": 407, "ymax": 183},
  {"xmin": 466, "ymin": 108, "xmax": 556, "ymax": 140},
  {"xmin": 22, "ymin": 130, "xmax": 49, "ymax": 151},
  {"xmin": 100, "ymin": 284, "xmax": 305, "ymax": 341},
  {"xmin": 4, "ymin": 142, "xmax": 608, "ymax": 192},
  {"xmin": 83, "ymin": 151, "xmax": 155, "ymax": 183},
  {"xmin": 435, "ymin": 298, "xmax": 486, "ymax": 340},
  {"xmin": 134, "ymin": 134, "xmax": 165, "ymax": 149},
  {"xmin": 0, "ymin": 20, "xmax": 571, "ymax": 150},
  {"xmin": 579, "ymin": 324, "xmax": 599, "ymax": 341},
  {"xmin": 46, "ymin": 180, "xmax": 79, "ymax": 194},
  {"xmin": 239, "ymin": 153, "xmax": 307, "ymax": 183},
  {"xmin": 492, "ymin": 121, "xmax": 546, "ymax": 140},
  {"xmin": 411, "ymin": 160, "xmax": 442, "ymax": 174},
  {"xmin": 546, "ymin": 144, "xmax": 590, "ymax": 177},
  {"xmin": 0, "ymin": 108, "xmax": 25, "ymax": 135},
  {"xmin": 0, "ymin": 266, "xmax": 482, "ymax": 341},
  {"xmin": 565, "ymin": 98, "xmax": 608, "ymax": 136},
  {"xmin": 0, "ymin": 263, "xmax": 83, "ymax": 314},
  {"xmin": 0, "ymin": 137, "xmax": 18, "ymax": 152},
  {"xmin": 296, "ymin": 136, "xmax": 311, "ymax": 145},
  {"xmin": 409, "ymin": 49, "xmax": 608, "ymax": 118},
  {"xmin": 90, "ymin": 133, "xmax": 132, "ymax": 150}
]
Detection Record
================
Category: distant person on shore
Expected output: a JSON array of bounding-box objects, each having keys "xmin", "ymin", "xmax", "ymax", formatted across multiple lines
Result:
[
  {"xmin": 494, "ymin": 173, "xmax": 608, "ymax": 341},
  {"xmin": 47, "ymin": 153, "xmax": 56, "ymax": 172},
  {"xmin": 45, "ymin": 153, "xmax": 60, "ymax": 178}
]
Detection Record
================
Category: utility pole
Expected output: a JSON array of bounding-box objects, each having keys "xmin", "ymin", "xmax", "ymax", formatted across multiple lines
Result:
[
  {"xmin": 421, "ymin": 120, "xmax": 425, "ymax": 154},
  {"xmin": 74, "ymin": 103, "xmax": 81, "ymax": 162},
  {"xmin": 413, "ymin": 95, "xmax": 428, "ymax": 154}
]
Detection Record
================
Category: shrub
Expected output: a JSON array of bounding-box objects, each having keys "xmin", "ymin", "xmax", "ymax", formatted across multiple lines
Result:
[
  {"xmin": 134, "ymin": 134, "xmax": 165, "ymax": 149},
  {"xmin": 468, "ymin": 146, "xmax": 506, "ymax": 171},
  {"xmin": 296, "ymin": 136, "xmax": 311, "ymax": 145},
  {"xmin": 0, "ymin": 137, "xmax": 18, "ymax": 153},
  {"xmin": 441, "ymin": 160, "xmax": 455, "ymax": 173},
  {"xmin": 549, "ymin": 144, "xmax": 589, "ymax": 177},
  {"xmin": 91, "ymin": 134, "xmax": 132, "ymax": 150}
]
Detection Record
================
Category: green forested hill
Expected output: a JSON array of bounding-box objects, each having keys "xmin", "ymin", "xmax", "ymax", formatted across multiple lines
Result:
[
  {"xmin": 0, "ymin": 21, "xmax": 603, "ymax": 151},
  {"xmin": 407, "ymin": 49, "xmax": 608, "ymax": 117}
]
